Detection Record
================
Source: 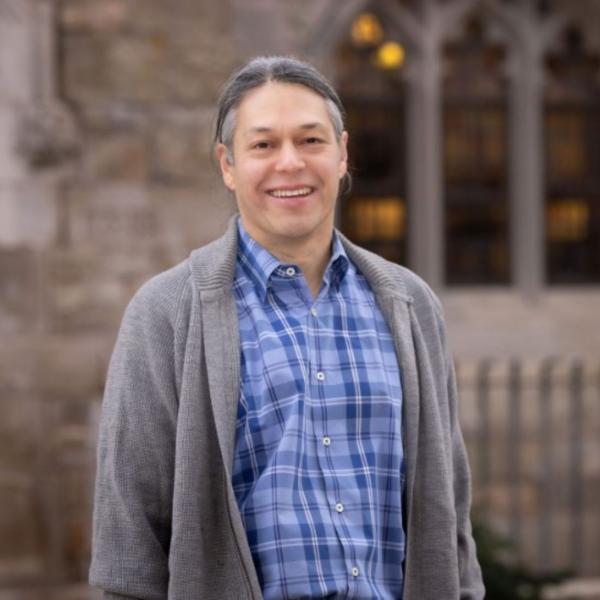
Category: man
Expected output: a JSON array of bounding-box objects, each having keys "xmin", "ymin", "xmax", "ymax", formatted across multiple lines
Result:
[{"xmin": 90, "ymin": 56, "xmax": 484, "ymax": 599}]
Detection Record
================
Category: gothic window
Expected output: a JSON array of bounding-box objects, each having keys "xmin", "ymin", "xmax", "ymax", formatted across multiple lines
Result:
[
  {"xmin": 544, "ymin": 26, "xmax": 600, "ymax": 284},
  {"xmin": 442, "ymin": 14, "xmax": 510, "ymax": 285},
  {"xmin": 336, "ymin": 9, "xmax": 408, "ymax": 266}
]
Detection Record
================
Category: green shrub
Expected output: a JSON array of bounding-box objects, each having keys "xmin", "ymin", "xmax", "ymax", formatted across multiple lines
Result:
[{"xmin": 472, "ymin": 518, "xmax": 571, "ymax": 600}]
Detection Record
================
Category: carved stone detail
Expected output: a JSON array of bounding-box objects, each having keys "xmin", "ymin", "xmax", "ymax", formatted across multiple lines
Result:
[{"xmin": 17, "ymin": 101, "xmax": 80, "ymax": 169}]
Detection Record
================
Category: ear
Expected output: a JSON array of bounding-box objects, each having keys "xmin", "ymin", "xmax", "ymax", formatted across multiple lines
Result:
[
  {"xmin": 216, "ymin": 143, "xmax": 236, "ymax": 191},
  {"xmin": 338, "ymin": 131, "xmax": 349, "ymax": 178}
]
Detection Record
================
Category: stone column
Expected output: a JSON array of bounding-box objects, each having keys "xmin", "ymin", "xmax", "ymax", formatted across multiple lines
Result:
[
  {"xmin": 487, "ymin": 0, "xmax": 563, "ymax": 296},
  {"xmin": 400, "ymin": 0, "xmax": 477, "ymax": 289},
  {"xmin": 508, "ymin": 48, "xmax": 545, "ymax": 296},
  {"xmin": 0, "ymin": 0, "xmax": 36, "ymax": 245},
  {"xmin": 0, "ymin": 0, "xmax": 78, "ymax": 250},
  {"xmin": 405, "ymin": 41, "xmax": 444, "ymax": 288},
  {"xmin": 0, "ymin": 0, "xmax": 80, "ymax": 587}
]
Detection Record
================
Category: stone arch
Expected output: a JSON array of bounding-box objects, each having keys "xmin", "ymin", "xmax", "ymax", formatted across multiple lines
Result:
[{"xmin": 304, "ymin": 0, "xmax": 423, "ymax": 72}]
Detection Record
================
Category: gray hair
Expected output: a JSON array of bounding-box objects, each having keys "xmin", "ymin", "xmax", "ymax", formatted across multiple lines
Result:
[{"xmin": 214, "ymin": 56, "xmax": 346, "ymax": 166}]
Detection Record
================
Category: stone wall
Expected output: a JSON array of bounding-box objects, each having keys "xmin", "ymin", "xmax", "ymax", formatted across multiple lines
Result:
[
  {"xmin": 1, "ymin": 0, "xmax": 599, "ymax": 596},
  {"xmin": 1, "ymin": 0, "xmax": 240, "ymax": 592}
]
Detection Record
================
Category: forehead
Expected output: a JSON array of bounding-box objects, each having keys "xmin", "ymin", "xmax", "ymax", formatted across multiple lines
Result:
[{"xmin": 235, "ymin": 82, "xmax": 333, "ymax": 134}]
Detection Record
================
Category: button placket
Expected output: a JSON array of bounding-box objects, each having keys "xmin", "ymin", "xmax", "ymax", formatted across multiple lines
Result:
[{"xmin": 304, "ymin": 281, "xmax": 359, "ymax": 587}]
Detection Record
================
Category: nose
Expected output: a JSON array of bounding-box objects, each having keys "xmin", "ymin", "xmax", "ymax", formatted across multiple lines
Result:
[{"xmin": 275, "ymin": 141, "xmax": 305, "ymax": 172}]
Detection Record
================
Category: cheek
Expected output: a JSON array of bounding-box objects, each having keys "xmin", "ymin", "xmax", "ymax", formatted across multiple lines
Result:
[
  {"xmin": 237, "ymin": 162, "xmax": 267, "ymax": 191},
  {"xmin": 320, "ymin": 157, "xmax": 345, "ymax": 183}
]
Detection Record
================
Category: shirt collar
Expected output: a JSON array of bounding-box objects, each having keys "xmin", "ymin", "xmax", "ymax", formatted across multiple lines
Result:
[{"xmin": 236, "ymin": 218, "xmax": 349, "ymax": 303}]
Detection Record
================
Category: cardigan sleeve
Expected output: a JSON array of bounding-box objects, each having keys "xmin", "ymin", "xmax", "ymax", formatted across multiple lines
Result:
[
  {"xmin": 443, "ymin": 328, "xmax": 486, "ymax": 599},
  {"xmin": 413, "ymin": 274, "xmax": 485, "ymax": 599},
  {"xmin": 89, "ymin": 276, "xmax": 181, "ymax": 600}
]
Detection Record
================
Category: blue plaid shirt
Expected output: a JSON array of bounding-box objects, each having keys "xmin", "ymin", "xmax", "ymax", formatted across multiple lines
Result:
[{"xmin": 232, "ymin": 221, "xmax": 405, "ymax": 599}]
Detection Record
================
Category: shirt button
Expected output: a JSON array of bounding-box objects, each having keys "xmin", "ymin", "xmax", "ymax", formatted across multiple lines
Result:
[
  {"xmin": 322, "ymin": 436, "xmax": 331, "ymax": 447},
  {"xmin": 351, "ymin": 567, "xmax": 359, "ymax": 577},
  {"xmin": 316, "ymin": 371, "xmax": 325, "ymax": 381},
  {"xmin": 335, "ymin": 502, "xmax": 344, "ymax": 513},
  {"xmin": 285, "ymin": 267, "xmax": 296, "ymax": 277},
  {"xmin": 310, "ymin": 307, "xmax": 318, "ymax": 317}
]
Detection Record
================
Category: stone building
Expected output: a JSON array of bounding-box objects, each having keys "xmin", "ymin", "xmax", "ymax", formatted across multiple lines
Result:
[{"xmin": 0, "ymin": 0, "xmax": 598, "ymax": 596}]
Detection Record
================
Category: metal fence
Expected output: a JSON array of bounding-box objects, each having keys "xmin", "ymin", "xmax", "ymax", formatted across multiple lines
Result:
[{"xmin": 457, "ymin": 357, "xmax": 600, "ymax": 577}]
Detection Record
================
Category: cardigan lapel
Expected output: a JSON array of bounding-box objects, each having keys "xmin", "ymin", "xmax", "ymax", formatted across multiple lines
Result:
[
  {"xmin": 375, "ymin": 294, "xmax": 420, "ymax": 516},
  {"xmin": 189, "ymin": 216, "xmax": 242, "ymax": 473},
  {"xmin": 200, "ymin": 286, "xmax": 241, "ymax": 474},
  {"xmin": 199, "ymin": 285, "xmax": 264, "ymax": 599}
]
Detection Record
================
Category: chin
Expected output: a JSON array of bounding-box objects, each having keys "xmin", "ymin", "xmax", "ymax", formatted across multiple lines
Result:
[{"xmin": 273, "ymin": 217, "xmax": 326, "ymax": 239}]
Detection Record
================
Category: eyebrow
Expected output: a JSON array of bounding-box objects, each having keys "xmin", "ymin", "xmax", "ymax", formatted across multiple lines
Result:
[{"xmin": 243, "ymin": 122, "xmax": 327, "ymax": 136}]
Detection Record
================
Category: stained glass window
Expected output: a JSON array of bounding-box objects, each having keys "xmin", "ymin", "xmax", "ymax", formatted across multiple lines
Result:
[
  {"xmin": 337, "ymin": 9, "xmax": 408, "ymax": 265},
  {"xmin": 545, "ymin": 27, "xmax": 600, "ymax": 284},
  {"xmin": 442, "ymin": 13, "xmax": 510, "ymax": 285}
]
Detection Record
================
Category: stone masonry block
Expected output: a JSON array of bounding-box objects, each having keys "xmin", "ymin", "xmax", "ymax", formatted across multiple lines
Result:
[
  {"xmin": 0, "ymin": 477, "xmax": 44, "ymax": 580},
  {"xmin": 164, "ymin": 34, "xmax": 238, "ymax": 105},
  {"xmin": 62, "ymin": 34, "xmax": 110, "ymax": 104},
  {"xmin": 60, "ymin": 0, "xmax": 131, "ymax": 34},
  {"xmin": 78, "ymin": 104, "xmax": 150, "ymax": 137},
  {"xmin": 151, "ymin": 110, "xmax": 213, "ymax": 183},
  {"xmin": 66, "ymin": 182, "xmax": 168, "ymax": 294},
  {"xmin": 0, "ymin": 249, "xmax": 39, "ymax": 335},
  {"xmin": 121, "ymin": 0, "xmax": 231, "ymax": 38},
  {"xmin": 0, "ymin": 181, "xmax": 59, "ymax": 249},
  {"xmin": 61, "ymin": 2, "xmax": 237, "ymax": 105},
  {"xmin": 106, "ymin": 35, "xmax": 169, "ymax": 103},
  {"xmin": 0, "ymin": 585, "xmax": 103, "ymax": 600},
  {"xmin": 0, "ymin": 391, "xmax": 41, "ymax": 471},
  {"xmin": 35, "ymin": 336, "xmax": 105, "ymax": 398},
  {"xmin": 149, "ymin": 184, "xmax": 235, "ymax": 264},
  {"xmin": 68, "ymin": 183, "xmax": 158, "ymax": 255},
  {"xmin": 81, "ymin": 131, "xmax": 149, "ymax": 181},
  {"xmin": 0, "ymin": 339, "xmax": 37, "ymax": 393},
  {"xmin": 41, "ymin": 247, "xmax": 126, "ymax": 334}
]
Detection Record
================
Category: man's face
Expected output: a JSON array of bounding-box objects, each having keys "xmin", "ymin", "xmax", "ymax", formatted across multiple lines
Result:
[{"xmin": 217, "ymin": 82, "xmax": 348, "ymax": 253}]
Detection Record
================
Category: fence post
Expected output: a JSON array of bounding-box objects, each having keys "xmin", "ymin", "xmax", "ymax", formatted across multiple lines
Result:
[
  {"xmin": 476, "ymin": 358, "xmax": 493, "ymax": 516},
  {"xmin": 569, "ymin": 359, "xmax": 584, "ymax": 571},
  {"xmin": 539, "ymin": 356, "xmax": 557, "ymax": 570},
  {"xmin": 508, "ymin": 358, "xmax": 523, "ymax": 558}
]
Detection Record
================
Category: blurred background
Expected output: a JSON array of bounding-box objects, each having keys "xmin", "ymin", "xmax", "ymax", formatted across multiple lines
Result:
[{"xmin": 0, "ymin": 0, "xmax": 599, "ymax": 598}]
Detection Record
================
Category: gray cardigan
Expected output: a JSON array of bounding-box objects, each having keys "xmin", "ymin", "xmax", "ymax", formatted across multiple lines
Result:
[{"xmin": 90, "ymin": 217, "xmax": 484, "ymax": 600}]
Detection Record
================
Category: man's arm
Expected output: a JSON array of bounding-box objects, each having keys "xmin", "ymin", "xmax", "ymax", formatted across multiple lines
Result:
[
  {"xmin": 90, "ymin": 277, "xmax": 180, "ymax": 600},
  {"xmin": 445, "ymin": 341, "xmax": 485, "ymax": 599}
]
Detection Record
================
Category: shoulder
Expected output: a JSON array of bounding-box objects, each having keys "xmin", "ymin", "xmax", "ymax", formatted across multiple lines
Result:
[{"xmin": 121, "ymin": 259, "xmax": 194, "ymax": 339}]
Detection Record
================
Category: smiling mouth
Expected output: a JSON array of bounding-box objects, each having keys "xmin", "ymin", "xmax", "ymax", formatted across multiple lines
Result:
[{"xmin": 267, "ymin": 186, "xmax": 314, "ymax": 198}]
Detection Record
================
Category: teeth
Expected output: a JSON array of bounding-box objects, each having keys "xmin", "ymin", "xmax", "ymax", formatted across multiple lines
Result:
[{"xmin": 270, "ymin": 187, "xmax": 312, "ymax": 198}]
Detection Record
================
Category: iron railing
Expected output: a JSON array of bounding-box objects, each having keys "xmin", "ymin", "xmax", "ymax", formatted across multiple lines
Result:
[{"xmin": 457, "ymin": 357, "xmax": 600, "ymax": 577}]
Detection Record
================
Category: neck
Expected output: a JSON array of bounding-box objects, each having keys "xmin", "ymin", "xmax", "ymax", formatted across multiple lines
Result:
[
  {"xmin": 271, "ymin": 240, "xmax": 332, "ymax": 300},
  {"xmin": 246, "ymin": 225, "xmax": 333, "ymax": 300}
]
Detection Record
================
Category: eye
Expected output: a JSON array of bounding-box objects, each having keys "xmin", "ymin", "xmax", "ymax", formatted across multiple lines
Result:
[
  {"xmin": 251, "ymin": 141, "xmax": 271, "ymax": 150},
  {"xmin": 304, "ymin": 137, "xmax": 323, "ymax": 144}
]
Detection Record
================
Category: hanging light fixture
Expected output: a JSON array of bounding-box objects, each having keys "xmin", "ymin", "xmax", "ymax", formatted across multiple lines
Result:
[
  {"xmin": 351, "ymin": 12, "xmax": 384, "ymax": 47},
  {"xmin": 375, "ymin": 41, "xmax": 406, "ymax": 70}
]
